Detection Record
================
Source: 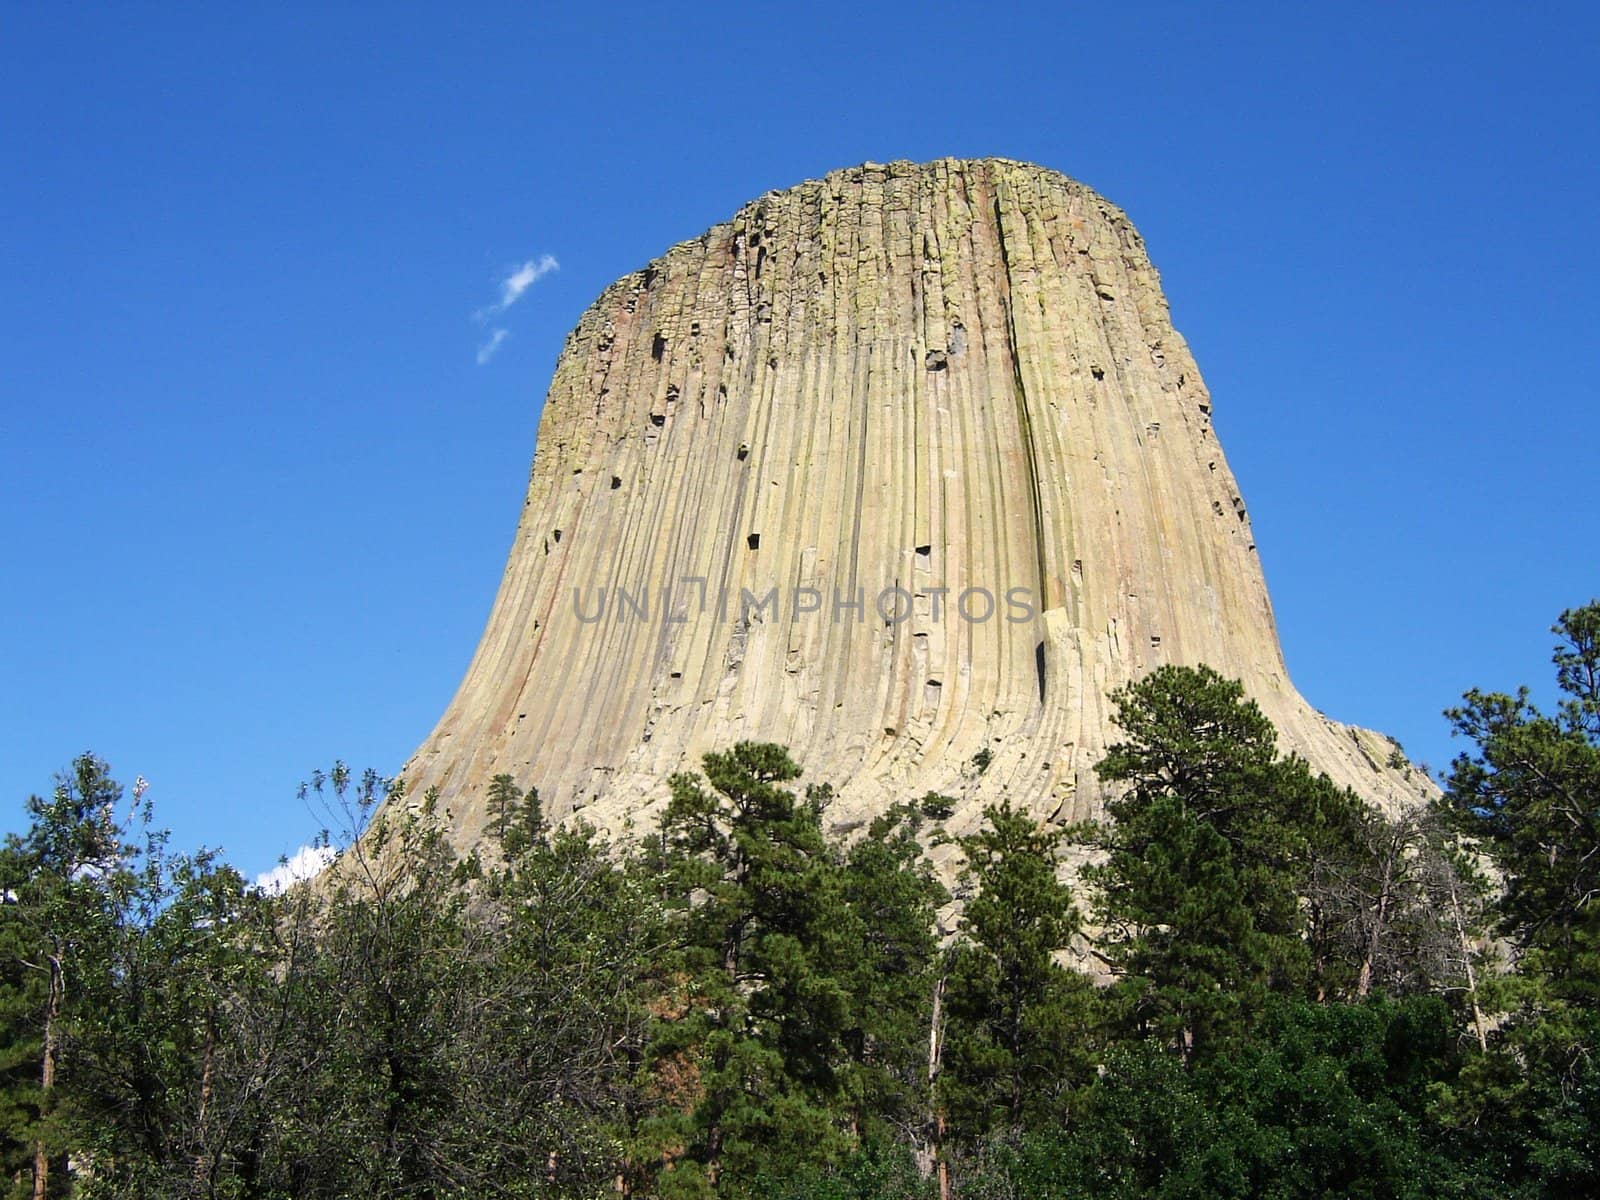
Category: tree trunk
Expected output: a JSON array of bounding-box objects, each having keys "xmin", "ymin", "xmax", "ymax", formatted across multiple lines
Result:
[
  {"xmin": 192, "ymin": 1011, "xmax": 216, "ymax": 1188},
  {"xmin": 706, "ymin": 1124, "xmax": 722, "ymax": 1187},
  {"xmin": 1446, "ymin": 873, "xmax": 1490, "ymax": 1052},
  {"xmin": 1357, "ymin": 854, "xmax": 1396, "ymax": 998},
  {"xmin": 33, "ymin": 954, "xmax": 62, "ymax": 1200},
  {"xmin": 920, "ymin": 971, "xmax": 949, "ymax": 1200}
]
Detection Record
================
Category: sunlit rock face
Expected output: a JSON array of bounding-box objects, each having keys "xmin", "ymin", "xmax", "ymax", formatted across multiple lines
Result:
[{"xmin": 399, "ymin": 158, "xmax": 1431, "ymax": 853}]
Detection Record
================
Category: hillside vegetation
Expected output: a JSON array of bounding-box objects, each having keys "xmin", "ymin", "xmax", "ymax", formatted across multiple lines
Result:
[{"xmin": 2, "ymin": 603, "xmax": 1596, "ymax": 1199}]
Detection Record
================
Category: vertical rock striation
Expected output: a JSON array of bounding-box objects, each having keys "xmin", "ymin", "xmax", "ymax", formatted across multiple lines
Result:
[{"xmin": 401, "ymin": 158, "xmax": 1431, "ymax": 851}]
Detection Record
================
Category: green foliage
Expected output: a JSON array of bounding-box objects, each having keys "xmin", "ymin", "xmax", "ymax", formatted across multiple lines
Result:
[
  {"xmin": 0, "ymin": 753, "xmax": 129, "ymax": 1197},
  {"xmin": 460, "ymin": 807, "xmax": 659, "ymax": 1194},
  {"xmin": 953, "ymin": 996, "xmax": 1477, "ymax": 1200},
  {"xmin": 0, "ymin": 919, "xmax": 44, "ymax": 1196},
  {"xmin": 1086, "ymin": 665, "xmax": 1366, "ymax": 1055},
  {"xmin": 262, "ymin": 776, "xmax": 480, "ymax": 1198},
  {"xmin": 917, "ymin": 793, "xmax": 954, "ymax": 823},
  {"xmin": 638, "ymin": 744, "xmax": 944, "ymax": 1195},
  {"xmin": 487, "ymin": 771, "xmax": 545, "ymax": 855},
  {"xmin": 247, "ymin": 769, "xmax": 656, "ymax": 1199},
  {"xmin": 1440, "ymin": 600, "xmax": 1600, "ymax": 1194},
  {"xmin": 940, "ymin": 802, "xmax": 1094, "ymax": 1140},
  {"xmin": 1446, "ymin": 601, "xmax": 1600, "ymax": 1000},
  {"xmin": 0, "ymin": 755, "xmax": 270, "ymax": 1199},
  {"xmin": 640, "ymin": 743, "xmax": 845, "ymax": 1185},
  {"xmin": 746, "ymin": 1139, "xmax": 934, "ymax": 1200},
  {"xmin": 65, "ymin": 845, "xmax": 265, "ymax": 1199},
  {"xmin": 11, "ymin": 609, "xmax": 1600, "ymax": 1199},
  {"xmin": 837, "ymin": 803, "xmax": 947, "ymax": 1145}
]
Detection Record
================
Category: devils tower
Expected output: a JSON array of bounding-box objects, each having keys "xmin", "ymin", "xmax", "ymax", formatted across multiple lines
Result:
[{"xmin": 400, "ymin": 158, "xmax": 1430, "ymax": 848}]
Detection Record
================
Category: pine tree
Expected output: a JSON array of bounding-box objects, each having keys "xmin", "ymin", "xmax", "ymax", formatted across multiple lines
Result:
[
  {"xmin": 0, "ymin": 754, "xmax": 126, "ymax": 1199},
  {"xmin": 1446, "ymin": 601, "xmax": 1600, "ymax": 1002},
  {"xmin": 487, "ymin": 772, "xmax": 544, "ymax": 852},
  {"xmin": 250, "ymin": 768, "xmax": 477, "ymax": 1199},
  {"xmin": 834, "ymin": 803, "xmax": 945, "ymax": 1154},
  {"xmin": 639, "ymin": 744, "xmax": 850, "ymax": 1193},
  {"xmin": 1442, "ymin": 601, "xmax": 1600, "ymax": 1195},
  {"xmin": 0, "ymin": 847, "xmax": 50, "ymax": 1198},
  {"xmin": 1085, "ymin": 665, "xmax": 1364, "ymax": 1058},
  {"xmin": 938, "ymin": 801, "xmax": 1094, "ymax": 1145},
  {"xmin": 63, "ymin": 841, "xmax": 266, "ymax": 1199},
  {"xmin": 446, "ymin": 790, "xmax": 656, "ymax": 1196},
  {"xmin": 639, "ymin": 744, "xmax": 946, "ymax": 1196}
]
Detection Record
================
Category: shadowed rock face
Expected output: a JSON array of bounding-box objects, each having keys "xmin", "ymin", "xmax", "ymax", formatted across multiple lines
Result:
[{"xmin": 400, "ymin": 158, "xmax": 1431, "ymax": 853}]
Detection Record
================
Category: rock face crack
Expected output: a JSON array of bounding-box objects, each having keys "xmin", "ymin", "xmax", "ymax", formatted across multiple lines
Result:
[
  {"xmin": 396, "ymin": 157, "xmax": 1435, "ymax": 854},
  {"xmin": 992, "ymin": 190, "xmax": 1054, "ymax": 627}
]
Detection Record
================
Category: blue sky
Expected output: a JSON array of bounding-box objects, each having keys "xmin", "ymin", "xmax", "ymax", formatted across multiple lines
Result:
[{"xmin": 2, "ymin": 2, "xmax": 1595, "ymax": 879}]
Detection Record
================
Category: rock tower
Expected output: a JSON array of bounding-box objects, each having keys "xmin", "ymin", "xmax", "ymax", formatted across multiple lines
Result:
[{"xmin": 400, "ymin": 158, "xmax": 1430, "ymax": 849}]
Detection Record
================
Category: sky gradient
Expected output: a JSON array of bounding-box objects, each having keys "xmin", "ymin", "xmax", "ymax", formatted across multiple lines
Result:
[{"xmin": 3, "ymin": 2, "xmax": 1595, "ymax": 880}]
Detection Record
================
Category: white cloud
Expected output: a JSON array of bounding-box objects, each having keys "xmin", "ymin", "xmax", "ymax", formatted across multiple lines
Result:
[
  {"xmin": 255, "ymin": 844, "xmax": 336, "ymax": 895},
  {"xmin": 476, "ymin": 254, "xmax": 559, "ymax": 321},
  {"xmin": 476, "ymin": 327, "xmax": 511, "ymax": 365},
  {"xmin": 500, "ymin": 254, "xmax": 559, "ymax": 307}
]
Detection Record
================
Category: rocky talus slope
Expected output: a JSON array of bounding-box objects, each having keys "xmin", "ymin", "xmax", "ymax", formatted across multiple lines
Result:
[{"xmin": 399, "ymin": 158, "xmax": 1432, "ymax": 855}]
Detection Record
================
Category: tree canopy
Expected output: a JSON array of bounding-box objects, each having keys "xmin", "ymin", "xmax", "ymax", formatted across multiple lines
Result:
[{"xmin": 2, "ymin": 604, "xmax": 1597, "ymax": 1196}]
